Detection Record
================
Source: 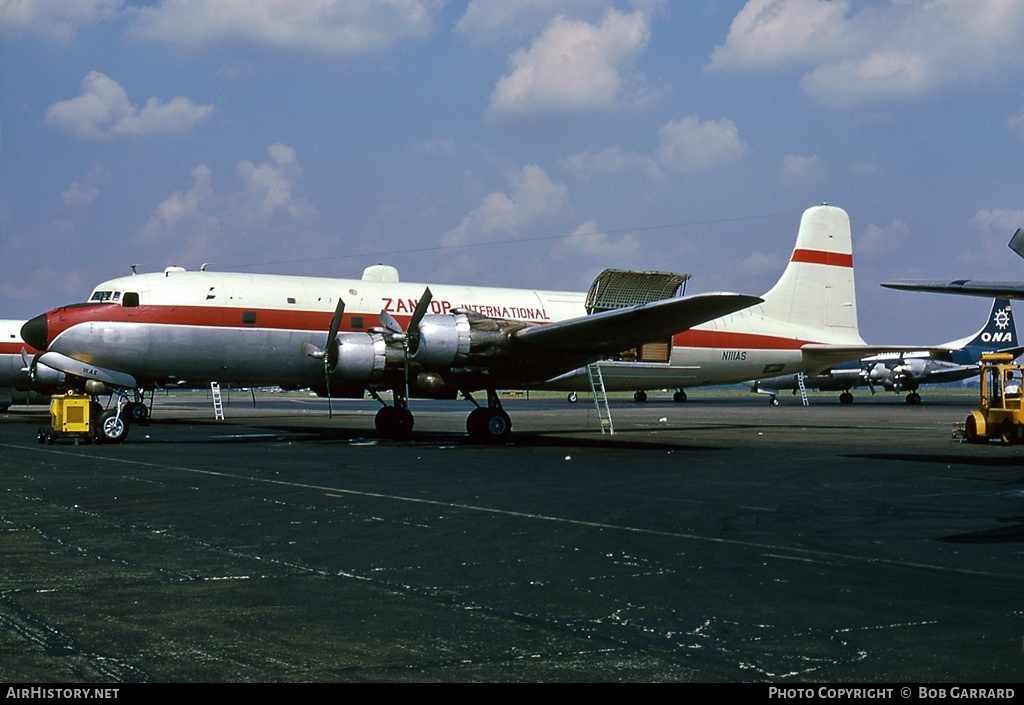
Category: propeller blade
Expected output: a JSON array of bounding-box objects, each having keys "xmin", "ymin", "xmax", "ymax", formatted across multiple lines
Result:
[
  {"xmin": 327, "ymin": 299, "xmax": 345, "ymax": 346},
  {"xmin": 379, "ymin": 310, "xmax": 404, "ymax": 337},
  {"xmin": 406, "ymin": 288, "xmax": 433, "ymax": 353},
  {"xmin": 325, "ymin": 299, "xmax": 345, "ymax": 371}
]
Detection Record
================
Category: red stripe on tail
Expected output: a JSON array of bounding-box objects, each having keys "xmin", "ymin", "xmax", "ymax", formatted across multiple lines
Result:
[{"xmin": 790, "ymin": 249, "xmax": 853, "ymax": 267}]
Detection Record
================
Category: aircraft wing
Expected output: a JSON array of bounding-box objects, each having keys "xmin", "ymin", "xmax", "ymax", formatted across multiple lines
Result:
[
  {"xmin": 36, "ymin": 351, "xmax": 138, "ymax": 389},
  {"xmin": 882, "ymin": 280, "xmax": 1024, "ymax": 299},
  {"xmin": 513, "ymin": 292, "xmax": 762, "ymax": 354},
  {"xmin": 798, "ymin": 344, "xmax": 955, "ymax": 374}
]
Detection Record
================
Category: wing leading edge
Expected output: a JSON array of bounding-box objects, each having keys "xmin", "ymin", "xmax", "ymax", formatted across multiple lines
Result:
[
  {"xmin": 513, "ymin": 292, "xmax": 762, "ymax": 353},
  {"xmin": 882, "ymin": 280, "xmax": 1024, "ymax": 300}
]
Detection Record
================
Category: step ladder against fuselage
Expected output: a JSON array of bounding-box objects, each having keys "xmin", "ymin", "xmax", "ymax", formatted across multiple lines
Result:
[
  {"xmin": 797, "ymin": 372, "xmax": 809, "ymax": 406},
  {"xmin": 211, "ymin": 381, "xmax": 225, "ymax": 420},
  {"xmin": 587, "ymin": 363, "xmax": 614, "ymax": 435}
]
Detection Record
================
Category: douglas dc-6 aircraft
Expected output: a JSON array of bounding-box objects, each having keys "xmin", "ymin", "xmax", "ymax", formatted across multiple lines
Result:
[
  {"xmin": 22, "ymin": 204, "xmax": 891, "ymax": 442},
  {"xmin": 747, "ymin": 298, "xmax": 1018, "ymax": 405}
]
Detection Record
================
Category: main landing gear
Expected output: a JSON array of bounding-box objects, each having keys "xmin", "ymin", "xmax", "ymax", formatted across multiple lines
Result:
[
  {"xmin": 370, "ymin": 387, "xmax": 512, "ymax": 443},
  {"xmin": 464, "ymin": 389, "xmax": 512, "ymax": 444},
  {"xmin": 371, "ymin": 390, "xmax": 415, "ymax": 439}
]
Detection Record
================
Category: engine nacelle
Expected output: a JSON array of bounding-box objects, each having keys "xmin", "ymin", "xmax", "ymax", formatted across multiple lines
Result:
[
  {"xmin": 327, "ymin": 331, "xmax": 392, "ymax": 386},
  {"xmin": 31, "ymin": 363, "xmax": 66, "ymax": 390},
  {"xmin": 409, "ymin": 311, "xmax": 527, "ymax": 368}
]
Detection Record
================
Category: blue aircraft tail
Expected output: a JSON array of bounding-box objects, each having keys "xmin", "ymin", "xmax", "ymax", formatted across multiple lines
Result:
[{"xmin": 947, "ymin": 299, "xmax": 1018, "ymax": 364}]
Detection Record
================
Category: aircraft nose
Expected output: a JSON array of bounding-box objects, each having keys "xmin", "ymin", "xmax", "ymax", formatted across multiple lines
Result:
[{"xmin": 21, "ymin": 314, "xmax": 49, "ymax": 351}]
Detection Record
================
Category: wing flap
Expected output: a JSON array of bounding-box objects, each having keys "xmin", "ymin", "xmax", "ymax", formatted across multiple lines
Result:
[{"xmin": 514, "ymin": 293, "xmax": 762, "ymax": 354}]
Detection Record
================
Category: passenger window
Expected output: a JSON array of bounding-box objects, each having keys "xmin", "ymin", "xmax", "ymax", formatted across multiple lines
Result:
[{"xmin": 242, "ymin": 311, "xmax": 257, "ymax": 325}]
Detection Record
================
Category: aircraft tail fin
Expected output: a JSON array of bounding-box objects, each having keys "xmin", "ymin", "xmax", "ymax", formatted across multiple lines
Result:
[
  {"xmin": 944, "ymin": 299, "xmax": 1016, "ymax": 363},
  {"xmin": 758, "ymin": 204, "xmax": 861, "ymax": 342}
]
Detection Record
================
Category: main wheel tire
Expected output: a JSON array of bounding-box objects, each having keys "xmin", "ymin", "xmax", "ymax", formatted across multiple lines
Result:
[
  {"xmin": 374, "ymin": 406, "xmax": 414, "ymax": 439},
  {"xmin": 466, "ymin": 408, "xmax": 512, "ymax": 443},
  {"xmin": 673, "ymin": 390, "xmax": 687, "ymax": 403},
  {"xmin": 125, "ymin": 402, "xmax": 149, "ymax": 422},
  {"xmin": 634, "ymin": 390, "xmax": 648, "ymax": 403},
  {"xmin": 97, "ymin": 409, "xmax": 129, "ymax": 444}
]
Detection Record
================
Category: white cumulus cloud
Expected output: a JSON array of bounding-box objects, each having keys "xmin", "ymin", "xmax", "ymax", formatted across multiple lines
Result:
[
  {"xmin": 655, "ymin": 117, "xmax": 746, "ymax": 172},
  {"xmin": 443, "ymin": 165, "xmax": 568, "ymax": 246},
  {"xmin": 138, "ymin": 144, "xmax": 318, "ymax": 266},
  {"xmin": 128, "ymin": 0, "xmax": 436, "ymax": 54},
  {"xmin": 710, "ymin": 0, "xmax": 1024, "ymax": 106},
  {"xmin": 489, "ymin": 9, "xmax": 652, "ymax": 114},
  {"xmin": 778, "ymin": 154, "xmax": 826, "ymax": 186},
  {"xmin": 563, "ymin": 115, "xmax": 745, "ymax": 179},
  {"xmin": 0, "ymin": 0, "xmax": 123, "ymax": 40},
  {"xmin": 45, "ymin": 72, "xmax": 214, "ymax": 139}
]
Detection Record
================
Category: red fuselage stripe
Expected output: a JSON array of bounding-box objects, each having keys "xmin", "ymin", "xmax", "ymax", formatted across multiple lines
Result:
[{"xmin": 790, "ymin": 249, "xmax": 853, "ymax": 267}]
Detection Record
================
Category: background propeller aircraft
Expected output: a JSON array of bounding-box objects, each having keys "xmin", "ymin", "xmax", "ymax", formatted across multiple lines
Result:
[
  {"xmin": 0, "ymin": 320, "xmax": 57, "ymax": 411},
  {"xmin": 748, "ymin": 298, "xmax": 1018, "ymax": 405}
]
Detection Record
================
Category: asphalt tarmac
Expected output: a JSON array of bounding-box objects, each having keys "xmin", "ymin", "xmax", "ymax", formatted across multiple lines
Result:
[{"xmin": 0, "ymin": 389, "xmax": 1021, "ymax": 683}]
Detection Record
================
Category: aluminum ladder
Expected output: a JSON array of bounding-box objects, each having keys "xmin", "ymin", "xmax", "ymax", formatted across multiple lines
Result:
[
  {"xmin": 796, "ymin": 372, "xmax": 809, "ymax": 406},
  {"xmin": 211, "ymin": 381, "xmax": 225, "ymax": 420},
  {"xmin": 587, "ymin": 363, "xmax": 614, "ymax": 435}
]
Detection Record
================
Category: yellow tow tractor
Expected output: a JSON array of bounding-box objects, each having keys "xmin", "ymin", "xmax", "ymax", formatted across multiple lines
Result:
[{"xmin": 961, "ymin": 352, "xmax": 1024, "ymax": 444}]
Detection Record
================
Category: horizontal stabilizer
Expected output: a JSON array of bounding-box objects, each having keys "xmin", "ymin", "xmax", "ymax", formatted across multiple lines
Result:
[
  {"xmin": 37, "ymin": 351, "xmax": 137, "ymax": 389},
  {"xmin": 514, "ymin": 293, "xmax": 762, "ymax": 354}
]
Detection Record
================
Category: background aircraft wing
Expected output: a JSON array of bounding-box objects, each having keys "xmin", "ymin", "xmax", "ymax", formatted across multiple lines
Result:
[
  {"xmin": 799, "ymin": 344, "xmax": 957, "ymax": 373},
  {"xmin": 513, "ymin": 292, "xmax": 761, "ymax": 354},
  {"xmin": 882, "ymin": 280, "xmax": 1024, "ymax": 299}
]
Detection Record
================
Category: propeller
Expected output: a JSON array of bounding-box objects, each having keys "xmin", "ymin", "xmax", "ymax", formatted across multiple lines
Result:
[
  {"xmin": 378, "ymin": 288, "xmax": 433, "ymax": 400},
  {"xmin": 301, "ymin": 298, "xmax": 345, "ymax": 418}
]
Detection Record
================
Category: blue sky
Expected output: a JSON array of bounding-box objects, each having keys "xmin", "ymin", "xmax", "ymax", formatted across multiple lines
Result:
[{"xmin": 2, "ymin": 0, "xmax": 1024, "ymax": 345}]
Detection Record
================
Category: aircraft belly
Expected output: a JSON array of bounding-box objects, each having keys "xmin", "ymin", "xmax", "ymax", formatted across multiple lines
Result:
[
  {"xmin": 54, "ymin": 323, "xmax": 322, "ymax": 387},
  {"xmin": 541, "ymin": 348, "xmax": 805, "ymax": 391}
]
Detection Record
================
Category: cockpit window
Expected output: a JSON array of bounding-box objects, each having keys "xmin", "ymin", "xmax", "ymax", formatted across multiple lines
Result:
[
  {"xmin": 90, "ymin": 291, "xmax": 114, "ymax": 302},
  {"xmin": 122, "ymin": 292, "xmax": 140, "ymax": 308}
]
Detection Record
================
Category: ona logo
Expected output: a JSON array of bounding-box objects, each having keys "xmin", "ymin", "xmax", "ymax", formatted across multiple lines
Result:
[
  {"xmin": 981, "ymin": 332, "xmax": 1013, "ymax": 343},
  {"xmin": 994, "ymin": 308, "xmax": 1012, "ymax": 330}
]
